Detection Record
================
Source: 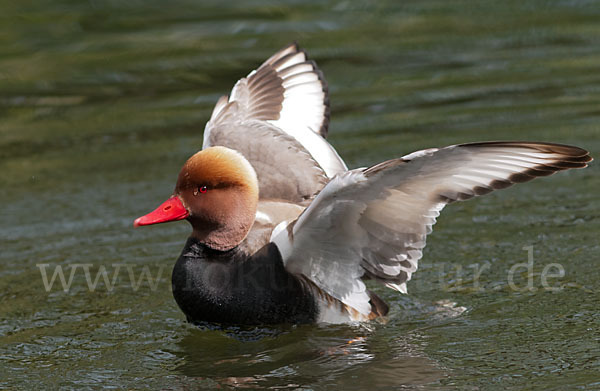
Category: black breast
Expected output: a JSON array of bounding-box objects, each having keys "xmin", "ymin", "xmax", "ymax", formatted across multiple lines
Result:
[{"xmin": 171, "ymin": 237, "xmax": 318, "ymax": 325}]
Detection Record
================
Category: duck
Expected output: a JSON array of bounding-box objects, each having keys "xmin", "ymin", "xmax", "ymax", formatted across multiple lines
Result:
[{"xmin": 134, "ymin": 43, "xmax": 592, "ymax": 325}]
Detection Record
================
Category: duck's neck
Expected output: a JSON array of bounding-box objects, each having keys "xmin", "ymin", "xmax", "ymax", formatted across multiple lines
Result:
[
  {"xmin": 181, "ymin": 236, "xmax": 243, "ymax": 262},
  {"xmin": 190, "ymin": 223, "xmax": 243, "ymax": 252},
  {"xmin": 189, "ymin": 192, "xmax": 257, "ymax": 252}
]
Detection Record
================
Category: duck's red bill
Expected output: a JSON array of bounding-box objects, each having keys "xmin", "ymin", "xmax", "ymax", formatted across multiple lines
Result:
[{"xmin": 133, "ymin": 196, "xmax": 189, "ymax": 227}]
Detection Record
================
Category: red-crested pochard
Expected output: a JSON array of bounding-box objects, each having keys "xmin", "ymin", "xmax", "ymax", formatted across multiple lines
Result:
[{"xmin": 134, "ymin": 43, "xmax": 592, "ymax": 325}]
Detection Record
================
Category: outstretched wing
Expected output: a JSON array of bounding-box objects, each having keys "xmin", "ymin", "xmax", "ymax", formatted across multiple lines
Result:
[
  {"xmin": 271, "ymin": 142, "xmax": 592, "ymax": 316},
  {"xmin": 203, "ymin": 43, "xmax": 347, "ymax": 183}
]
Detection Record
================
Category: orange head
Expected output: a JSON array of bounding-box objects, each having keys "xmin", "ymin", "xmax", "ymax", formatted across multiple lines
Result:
[{"xmin": 134, "ymin": 146, "xmax": 259, "ymax": 251}]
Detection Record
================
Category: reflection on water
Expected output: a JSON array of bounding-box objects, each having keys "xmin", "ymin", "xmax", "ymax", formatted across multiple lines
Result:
[
  {"xmin": 174, "ymin": 323, "xmax": 447, "ymax": 389},
  {"xmin": 169, "ymin": 300, "xmax": 469, "ymax": 388},
  {"xmin": 1, "ymin": 0, "xmax": 599, "ymax": 389}
]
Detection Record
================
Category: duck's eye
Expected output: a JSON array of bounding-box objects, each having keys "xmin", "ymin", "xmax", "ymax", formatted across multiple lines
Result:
[{"xmin": 193, "ymin": 186, "xmax": 208, "ymax": 196}]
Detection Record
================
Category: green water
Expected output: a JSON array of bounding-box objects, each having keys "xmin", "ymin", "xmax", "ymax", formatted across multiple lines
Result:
[{"xmin": 1, "ymin": 0, "xmax": 599, "ymax": 389}]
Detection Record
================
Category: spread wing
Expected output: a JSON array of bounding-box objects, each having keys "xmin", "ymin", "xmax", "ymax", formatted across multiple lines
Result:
[
  {"xmin": 271, "ymin": 142, "xmax": 592, "ymax": 315},
  {"xmin": 203, "ymin": 43, "xmax": 347, "ymax": 188}
]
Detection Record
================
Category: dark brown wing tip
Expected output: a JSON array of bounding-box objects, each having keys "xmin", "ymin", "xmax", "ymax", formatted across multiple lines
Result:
[
  {"xmin": 262, "ymin": 42, "xmax": 301, "ymax": 67},
  {"xmin": 459, "ymin": 141, "xmax": 592, "ymax": 165},
  {"xmin": 261, "ymin": 42, "xmax": 330, "ymax": 138},
  {"xmin": 433, "ymin": 141, "xmax": 592, "ymax": 205},
  {"xmin": 289, "ymin": 40, "xmax": 300, "ymax": 52},
  {"xmin": 295, "ymin": 46, "xmax": 330, "ymax": 138},
  {"xmin": 523, "ymin": 142, "xmax": 592, "ymax": 162}
]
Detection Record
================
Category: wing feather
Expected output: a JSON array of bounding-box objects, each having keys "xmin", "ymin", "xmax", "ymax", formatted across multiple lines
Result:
[
  {"xmin": 206, "ymin": 119, "xmax": 328, "ymax": 203},
  {"xmin": 272, "ymin": 142, "xmax": 592, "ymax": 315},
  {"xmin": 203, "ymin": 43, "xmax": 347, "ymax": 180}
]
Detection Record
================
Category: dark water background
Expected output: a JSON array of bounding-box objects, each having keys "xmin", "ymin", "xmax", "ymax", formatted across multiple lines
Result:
[{"xmin": 1, "ymin": 0, "xmax": 599, "ymax": 389}]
